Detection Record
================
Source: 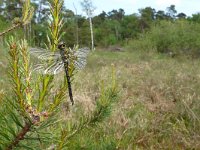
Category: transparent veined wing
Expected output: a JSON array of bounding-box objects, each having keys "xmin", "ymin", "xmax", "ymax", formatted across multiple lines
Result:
[
  {"xmin": 29, "ymin": 47, "xmax": 60, "ymax": 60},
  {"xmin": 30, "ymin": 47, "xmax": 64, "ymax": 74},
  {"xmin": 34, "ymin": 59, "xmax": 64, "ymax": 75},
  {"xmin": 30, "ymin": 46, "xmax": 90, "ymax": 75},
  {"xmin": 73, "ymin": 47, "xmax": 90, "ymax": 69}
]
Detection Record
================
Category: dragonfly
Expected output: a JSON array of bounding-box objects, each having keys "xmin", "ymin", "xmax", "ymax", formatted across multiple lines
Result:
[{"xmin": 30, "ymin": 42, "xmax": 90, "ymax": 105}]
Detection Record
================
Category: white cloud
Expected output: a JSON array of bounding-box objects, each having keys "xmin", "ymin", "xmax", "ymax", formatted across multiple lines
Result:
[{"xmin": 155, "ymin": 0, "xmax": 181, "ymax": 6}]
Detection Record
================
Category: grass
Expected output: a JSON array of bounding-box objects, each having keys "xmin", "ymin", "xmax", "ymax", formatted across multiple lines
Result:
[{"xmin": 0, "ymin": 45, "xmax": 200, "ymax": 149}]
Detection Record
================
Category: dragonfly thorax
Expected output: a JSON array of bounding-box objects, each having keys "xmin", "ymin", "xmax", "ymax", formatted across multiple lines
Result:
[{"xmin": 58, "ymin": 42, "xmax": 69, "ymax": 60}]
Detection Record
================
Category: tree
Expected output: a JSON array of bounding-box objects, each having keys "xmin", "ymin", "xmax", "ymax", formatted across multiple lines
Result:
[
  {"xmin": 73, "ymin": 3, "xmax": 79, "ymax": 45},
  {"xmin": 93, "ymin": 11, "xmax": 107, "ymax": 25},
  {"xmin": 188, "ymin": 13, "xmax": 200, "ymax": 23},
  {"xmin": 32, "ymin": 0, "xmax": 50, "ymax": 23},
  {"xmin": 177, "ymin": 12, "xmax": 187, "ymax": 19},
  {"xmin": 156, "ymin": 10, "xmax": 167, "ymax": 20},
  {"xmin": 81, "ymin": 0, "xmax": 95, "ymax": 50},
  {"xmin": 138, "ymin": 7, "xmax": 156, "ymax": 32},
  {"xmin": 108, "ymin": 9, "xmax": 125, "ymax": 21},
  {"xmin": 166, "ymin": 5, "xmax": 177, "ymax": 20},
  {"xmin": 98, "ymin": 11, "xmax": 107, "ymax": 21},
  {"xmin": 121, "ymin": 14, "xmax": 139, "ymax": 40},
  {"xmin": 0, "ymin": 0, "xmax": 22, "ymax": 20}
]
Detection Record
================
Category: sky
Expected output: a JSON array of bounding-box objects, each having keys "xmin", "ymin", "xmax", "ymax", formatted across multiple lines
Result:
[{"xmin": 64, "ymin": 0, "xmax": 200, "ymax": 17}]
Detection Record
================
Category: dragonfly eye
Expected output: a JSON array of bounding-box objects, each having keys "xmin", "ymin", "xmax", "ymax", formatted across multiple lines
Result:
[{"xmin": 58, "ymin": 42, "xmax": 66, "ymax": 49}]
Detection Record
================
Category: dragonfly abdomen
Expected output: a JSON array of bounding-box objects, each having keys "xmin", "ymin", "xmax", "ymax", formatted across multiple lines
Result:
[
  {"xmin": 63, "ymin": 61, "xmax": 74, "ymax": 105},
  {"xmin": 60, "ymin": 48, "xmax": 74, "ymax": 105}
]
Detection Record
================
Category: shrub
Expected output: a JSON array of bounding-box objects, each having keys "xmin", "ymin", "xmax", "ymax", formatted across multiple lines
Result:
[{"xmin": 128, "ymin": 20, "xmax": 200, "ymax": 58}]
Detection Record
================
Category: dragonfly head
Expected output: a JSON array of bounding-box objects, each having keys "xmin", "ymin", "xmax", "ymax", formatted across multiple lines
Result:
[{"xmin": 58, "ymin": 41, "xmax": 66, "ymax": 50}]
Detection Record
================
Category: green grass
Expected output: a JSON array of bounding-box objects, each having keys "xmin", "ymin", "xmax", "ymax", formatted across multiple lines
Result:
[{"xmin": 1, "ymin": 46, "xmax": 200, "ymax": 149}]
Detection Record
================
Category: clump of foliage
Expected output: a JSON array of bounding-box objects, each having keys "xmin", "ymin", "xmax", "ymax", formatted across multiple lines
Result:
[{"xmin": 128, "ymin": 20, "xmax": 200, "ymax": 58}]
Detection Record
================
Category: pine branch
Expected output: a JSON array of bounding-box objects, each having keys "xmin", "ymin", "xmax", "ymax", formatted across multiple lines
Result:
[
  {"xmin": 8, "ymin": 37, "xmax": 24, "ymax": 107},
  {"xmin": 19, "ymin": 40, "xmax": 33, "ymax": 105},
  {"xmin": 6, "ymin": 121, "xmax": 33, "ymax": 150},
  {"xmin": 4, "ymin": 38, "xmax": 52, "ymax": 149},
  {"xmin": 48, "ymin": 0, "xmax": 64, "ymax": 51},
  {"xmin": 0, "ymin": 23, "xmax": 21, "ymax": 36}
]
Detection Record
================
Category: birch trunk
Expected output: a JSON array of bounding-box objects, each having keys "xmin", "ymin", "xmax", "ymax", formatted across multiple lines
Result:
[{"xmin": 89, "ymin": 17, "xmax": 94, "ymax": 51}]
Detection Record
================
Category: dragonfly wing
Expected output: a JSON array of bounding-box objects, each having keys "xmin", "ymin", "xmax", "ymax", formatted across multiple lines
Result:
[
  {"xmin": 75, "ymin": 47, "xmax": 90, "ymax": 58},
  {"xmin": 29, "ymin": 47, "xmax": 60, "ymax": 60},
  {"xmin": 46, "ymin": 61, "xmax": 64, "ymax": 74},
  {"xmin": 34, "ymin": 60, "xmax": 64, "ymax": 75},
  {"xmin": 74, "ymin": 58, "xmax": 87, "ymax": 69},
  {"xmin": 74, "ymin": 47, "xmax": 90, "ymax": 69}
]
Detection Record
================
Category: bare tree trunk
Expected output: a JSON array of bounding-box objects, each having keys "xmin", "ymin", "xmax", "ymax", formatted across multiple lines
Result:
[
  {"xmin": 0, "ymin": 36, "xmax": 3, "ymax": 47},
  {"xmin": 29, "ymin": 22, "xmax": 32, "ymax": 44},
  {"xmin": 27, "ymin": 25, "xmax": 29, "ymax": 42},
  {"xmin": 89, "ymin": 17, "xmax": 94, "ymax": 51},
  {"xmin": 73, "ymin": 3, "xmax": 79, "ymax": 45},
  {"xmin": 24, "ymin": 25, "xmax": 27, "ymax": 40},
  {"xmin": 27, "ymin": 23, "xmax": 31, "ymax": 44},
  {"xmin": 38, "ymin": 2, "xmax": 42, "ymax": 23},
  {"xmin": 24, "ymin": 24, "xmax": 30, "ymax": 43},
  {"xmin": 80, "ymin": 0, "xmax": 95, "ymax": 50},
  {"xmin": 115, "ymin": 25, "xmax": 119, "ymax": 40}
]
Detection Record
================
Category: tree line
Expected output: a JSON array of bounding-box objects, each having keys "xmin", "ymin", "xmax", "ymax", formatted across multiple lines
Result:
[{"xmin": 0, "ymin": 1, "xmax": 200, "ymax": 48}]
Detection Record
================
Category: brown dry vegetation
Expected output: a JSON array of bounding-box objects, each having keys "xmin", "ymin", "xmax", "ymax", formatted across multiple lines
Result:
[{"xmin": 49, "ymin": 48, "xmax": 199, "ymax": 149}]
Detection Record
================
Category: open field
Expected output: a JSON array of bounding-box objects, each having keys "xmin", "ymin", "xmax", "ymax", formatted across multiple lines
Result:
[
  {"xmin": 1, "ymin": 45, "xmax": 200, "ymax": 149},
  {"xmin": 75, "ymin": 49, "xmax": 200, "ymax": 149}
]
